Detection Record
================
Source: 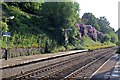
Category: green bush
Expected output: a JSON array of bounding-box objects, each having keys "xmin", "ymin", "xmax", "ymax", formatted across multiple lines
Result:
[
  {"xmin": 51, "ymin": 46, "xmax": 66, "ymax": 53},
  {"xmin": 66, "ymin": 45, "xmax": 75, "ymax": 50},
  {"xmin": 102, "ymin": 34, "xmax": 111, "ymax": 42},
  {"xmin": 80, "ymin": 36, "xmax": 101, "ymax": 47},
  {"xmin": 109, "ymin": 32, "xmax": 118, "ymax": 43}
]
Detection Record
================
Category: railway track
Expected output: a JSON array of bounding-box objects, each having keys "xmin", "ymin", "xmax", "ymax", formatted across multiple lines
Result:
[
  {"xmin": 64, "ymin": 50, "xmax": 114, "ymax": 80},
  {"xmin": 2, "ymin": 50, "xmax": 87, "ymax": 79},
  {"xmin": 34, "ymin": 48, "xmax": 115, "ymax": 80},
  {"xmin": 2, "ymin": 47, "xmax": 116, "ymax": 80}
]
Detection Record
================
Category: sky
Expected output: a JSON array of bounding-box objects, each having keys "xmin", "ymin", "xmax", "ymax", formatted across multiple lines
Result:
[{"xmin": 76, "ymin": 0, "xmax": 119, "ymax": 31}]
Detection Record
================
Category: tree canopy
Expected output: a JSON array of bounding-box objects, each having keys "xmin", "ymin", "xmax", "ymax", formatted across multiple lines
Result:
[
  {"xmin": 82, "ymin": 13, "xmax": 100, "ymax": 30},
  {"xmin": 97, "ymin": 16, "xmax": 114, "ymax": 34},
  {"xmin": 1, "ymin": 2, "xmax": 118, "ymax": 53}
]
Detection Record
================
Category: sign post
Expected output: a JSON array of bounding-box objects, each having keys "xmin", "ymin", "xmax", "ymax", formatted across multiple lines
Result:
[
  {"xmin": 2, "ymin": 32, "xmax": 11, "ymax": 60},
  {"xmin": 63, "ymin": 29, "xmax": 72, "ymax": 49}
]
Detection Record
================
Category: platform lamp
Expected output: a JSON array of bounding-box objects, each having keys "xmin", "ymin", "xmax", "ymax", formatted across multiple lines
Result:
[{"xmin": 4, "ymin": 16, "xmax": 14, "ymax": 60}]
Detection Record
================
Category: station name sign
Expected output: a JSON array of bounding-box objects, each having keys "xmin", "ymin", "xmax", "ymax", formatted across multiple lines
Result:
[{"xmin": 2, "ymin": 32, "xmax": 11, "ymax": 37}]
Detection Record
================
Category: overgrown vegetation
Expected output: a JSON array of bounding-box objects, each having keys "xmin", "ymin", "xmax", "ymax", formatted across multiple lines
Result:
[{"xmin": 0, "ymin": 2, "xmax": 118, "ymax": 55}]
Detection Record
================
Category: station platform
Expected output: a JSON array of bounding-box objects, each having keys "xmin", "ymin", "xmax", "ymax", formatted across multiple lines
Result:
[
  {"xmin": 110, "ymin": 54, "xmax": 120, "ymax": 80},
  {"xmin": 0, "ymin": 50, "xmax": 87, "ymax": 69},
  {"xmin": 90, "ymin": 53, "xmax": 120, "ymax": 80}
]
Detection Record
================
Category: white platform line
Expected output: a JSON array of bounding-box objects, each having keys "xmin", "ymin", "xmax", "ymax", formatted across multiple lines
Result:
[{"xmin": 90, "ymin": 54, "xmax": 115, "ymax": 79}]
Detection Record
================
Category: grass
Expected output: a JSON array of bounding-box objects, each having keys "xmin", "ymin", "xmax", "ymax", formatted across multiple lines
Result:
[{"xmin": 80, "ymin": 37, "xmax": 116, "ymax": 50}]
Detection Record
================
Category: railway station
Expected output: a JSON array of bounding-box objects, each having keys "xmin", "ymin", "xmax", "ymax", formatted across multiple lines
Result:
[
  {"xmin": 1, "ymin": 47, "xmax": 119, "ymax": 80},
  {"xmin": 0, "ymin": 0, "xmax": 120, "ymax": 80}
]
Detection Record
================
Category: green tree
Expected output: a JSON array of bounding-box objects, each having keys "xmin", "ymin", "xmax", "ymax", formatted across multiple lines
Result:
[
  {"xmin": 116, "ymin": 28, "xmax": 120, "ymax": 40},
  {"xmin": 97, "ymin": 16, "xmax": 114, "ymax": 34},
  {"xmin": 6, "ymin": 2, "xmax": 42, "ymax": 15},
  {"xmin": 102, "ymin": 34, "xmax": 111, "ymax": 42},
  {"xmin": 82, "ymin": 13, "xmax": 100, "ymax": 30},
  {"xmin": 0, "ymin": 20, "xmax": 8, "ymax": 32},
  {"xmin": 40, "ymin": 2, "xmax": 80, "ymax": 45},
  {"xmin": 109, "ymin": 32, "xmax": 118, "ymax": 43},
  {"xmin": 2, "ymin": 2, "xmax": 81, "ymax": 49}
]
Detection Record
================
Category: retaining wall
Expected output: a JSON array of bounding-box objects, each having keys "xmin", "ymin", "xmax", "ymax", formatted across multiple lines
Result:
[{"xmin": 0, "ymin": 47, "xmax": 42, "ymax": 59}]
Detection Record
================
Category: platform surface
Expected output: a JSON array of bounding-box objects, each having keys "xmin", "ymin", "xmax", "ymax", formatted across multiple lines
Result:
[
  {"xmin": 0, "ymin": 50, "xmax": 87, "ymax": 69},
  {"xmin": 91, "ymin": 54, "xmax": 119, "ymax": 80}
]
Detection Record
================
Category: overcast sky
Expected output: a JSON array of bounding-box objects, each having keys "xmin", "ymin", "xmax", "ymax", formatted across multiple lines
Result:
[{"xmin": 76, "ymin": 0, "xmax": 119, "ymax": 31}]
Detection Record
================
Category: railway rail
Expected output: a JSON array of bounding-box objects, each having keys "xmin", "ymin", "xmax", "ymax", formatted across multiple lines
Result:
[
  {"xmin": 34, "ymin": 48, "xmax": 115, "ymax": 80},
  {"xmin": 64, "ymin": 50, "xmax": 114, "ymax": 80},
  {"xmin": 2, "ymin": 47, "xmax": 116, "ymax": 80}
]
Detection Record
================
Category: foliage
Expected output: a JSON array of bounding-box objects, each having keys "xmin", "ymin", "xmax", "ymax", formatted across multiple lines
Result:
[
  {"xmin": 40, "ymin": 2, "xmax": 80, "ymax": 45},
  {"xmin": 86, "ymin": 25, "xmax": 97, "ymax": 41},
  {"xmin": 6, "ymin": 2, "xmax": 42, "ymax": 15},
  {"xmin": 79, "ymin": 24, "xmax": 86, "ymax": 37},
  {"xmin": 97, "ymin": 31, "xmax": 104, "ymax": 42},
  {"xmin": 102, "ymin": 34, "xmax": 111, "ymax": 42},
  {"xmin": 1, "ymin": 2, "xmax": 118, "ymax": 57},
  {"xmin": 109, "ymin": 32, "xmax": 118, "ymax": 43},
  {"xmin": 80, "ymin": 36, "xmax": 100, "ymax": 47},
  {"xmin": 76, "ymin": 24, "xmax": 101, "ymax": 42},
  {"xmin": 97, "ymin": 16, "xmax": 114, "ymax": 34},
  {"xmin": 1, "ymin": 2, "xmax": 81, "ymax": 52},
  {"xmin": 51, "ymin": 46, "xmax": 66, "ymax": 53},
  {"xmin": 116, "ymin": 28, "xmax": 120, "ymax": 40},
  {"xmin": 82, "ymin": 13, "xmax": 100, "ymax": 30},
  {"xmin": 0, "ymin": 20, "xmax": 8, "ymax": 32}
]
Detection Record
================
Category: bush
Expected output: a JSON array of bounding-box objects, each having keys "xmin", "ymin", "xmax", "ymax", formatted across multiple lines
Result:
[
  {"xmin": 51, "ymin": 46, "xmax": 66, "ymax": 53},
  {"xmin": 102, "ymin": 34, "xmax": 111, "ymax": 42},
  {"xmin": 109, "ymin": 32, "xmax": 118, "ymax": 43},
  {"xmin": 74, "ymin": 44, "xmax": 84, "ymax": 50},
  {"xmin": 81, "ymin": 36, "xmax": 101, "ymax": 47},
  {"xmin": 66, "ymin": 45, "xmax": 75, "ymax": 50}
]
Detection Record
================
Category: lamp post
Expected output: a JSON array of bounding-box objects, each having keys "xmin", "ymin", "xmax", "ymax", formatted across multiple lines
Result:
[{"xmin": 4, "ymin": 16, "xmax": 14, "ymax": 60}]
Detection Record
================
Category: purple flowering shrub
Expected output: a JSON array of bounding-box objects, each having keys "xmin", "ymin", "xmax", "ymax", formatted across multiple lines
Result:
[
  {"xmin": 75, "ymin": 23, "xmax": 104, "ymax": 42},
  {"xmin": 75, "ymin": 23, "xmax": 86, "ymax": 38},
  {"xmin": 86, "ymin": 25, "xmax": 97, "ymax": 41},
  {"xmin": 79, "ymin": 24, "xmax": 86, "ymax": 37}
]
